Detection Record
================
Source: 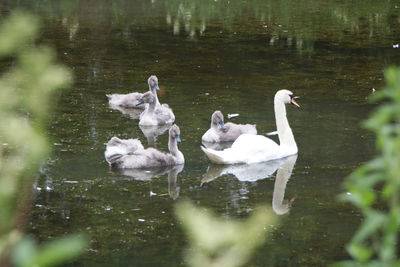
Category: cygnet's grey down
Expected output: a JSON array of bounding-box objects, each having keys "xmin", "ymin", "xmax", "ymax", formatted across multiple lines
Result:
[
  {"xmin": 136, "ymin": 91, "xmax": 175, "ymax": 126},
  {"xmin": 106, "ymin": 124, "xmax": 184, "ymax": 169},
  {"xmin": 104, "ymin": 137, "xmax": 144, "ymax": 164},
  {"xmin": 106, "ymin": 75, "xmax": 160, "ymax": 109},
  {"xmin": 201, "ymin": 110, "xmax": 257, "ymax": 143}
]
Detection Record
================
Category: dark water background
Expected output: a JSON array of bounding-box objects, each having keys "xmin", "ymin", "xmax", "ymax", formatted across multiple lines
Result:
[{"xmin": 1, "ymin": 0, "xmax": 400, "ymax": 266}]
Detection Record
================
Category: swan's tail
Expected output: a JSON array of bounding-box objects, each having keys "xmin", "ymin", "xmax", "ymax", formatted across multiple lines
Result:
[
  {"xmin": 200, "ymin": 146, "xmax": 227, "ymax": 164},
  {"xmin": 106, "ymin": 94, "xmax": 113, "ymax": 100}
]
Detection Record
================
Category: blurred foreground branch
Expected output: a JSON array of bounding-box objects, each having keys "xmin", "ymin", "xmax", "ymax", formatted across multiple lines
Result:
[
  {"xmin": 175, "ymin": 201, "xmax": 277, "ymax": 267},
  {"xmin": 337, "ymin": 67, "xmax": 400, "ymax": 266},
  {"xmin": 0, "ymin": 11, "xmax": 87, "ymax": 266}
]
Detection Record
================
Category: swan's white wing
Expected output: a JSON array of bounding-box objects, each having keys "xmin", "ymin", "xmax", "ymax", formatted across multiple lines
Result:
[
  {"xmin": 201, "ymin": 134, "xmax": 280, "ymax": 164},
  {"xmin": 230, "ymin": 134, "xmax": 280, "ymax": 164}
]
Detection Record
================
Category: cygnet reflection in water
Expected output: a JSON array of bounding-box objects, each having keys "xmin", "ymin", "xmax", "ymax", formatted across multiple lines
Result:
[
  {"xmin": 109, "ymin": 164, "xmax": 183, "ymax": 200},
  {"xmin": 202, "ymin": 154, "xmax": 297, "ymax": 215},
  {"xmin": 139, "ymin": 124, "xmax": 171, "ymax": 147},
  {"xmin": 108, "ymin": 104, "xmax": 143, "ymax": 120}
]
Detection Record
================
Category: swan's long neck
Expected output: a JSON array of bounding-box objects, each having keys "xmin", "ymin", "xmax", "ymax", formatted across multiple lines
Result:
[
  {"xmin": 274, "ymin": 99, "xmax": 297, "ymax": 151},
  {"xmin": 149, "ymin": 85, "xmax": 160, "ymax": 106}
]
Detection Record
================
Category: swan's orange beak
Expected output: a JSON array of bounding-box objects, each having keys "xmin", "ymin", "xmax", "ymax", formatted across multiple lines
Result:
[{"xmin": 291, "ymin": 97, "xmax": 300, "ymax": 108}]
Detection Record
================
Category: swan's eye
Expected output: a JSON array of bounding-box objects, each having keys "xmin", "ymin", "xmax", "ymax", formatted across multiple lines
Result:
[{"xmin": 289, "ymin": 94, "xmax": 294, "ymax": 99}]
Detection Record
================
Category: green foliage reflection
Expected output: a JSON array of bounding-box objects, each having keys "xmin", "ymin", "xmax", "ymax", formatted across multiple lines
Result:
[{"xmin": 7, "ymin": 0, "xmax": 399, "ymax": 53}]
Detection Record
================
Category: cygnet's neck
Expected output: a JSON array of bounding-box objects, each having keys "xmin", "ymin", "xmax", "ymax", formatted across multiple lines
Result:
[
  {"xmin": 274, "ymin": 99, "xmax": 297, "ymax": 151},
  {"xmin": 146, "ymin": 99, "xmax": 157, "ymax": 113},
  {"xmin": 149, "ymin": 85, "xmax": 160, "ymax": 106},
  {"xmin": 168, "ymin": 136, "xmax": 180, "ymax": 157},
  {"xmin": 211, "ymin": 121, "xmax": 219, "ymax": 130}
]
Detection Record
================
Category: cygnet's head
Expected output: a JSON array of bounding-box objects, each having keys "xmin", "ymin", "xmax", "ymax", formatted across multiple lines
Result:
[
  {"xmin": 275, "ymin": 89, "xmax": 300, "ymax": 108},
  {"xmin": 211, "ymin": 110, "xmax": 227, "ymax": 131},
  {"xmin": 148, "ymin": 75, "xmax": 160, "ymax": 91},
  {"xmin": 106, "ymin": 137, "xmax": 121, "ymax": 146},
  {"xmin": 136, "ymin": 91, "xmax": 156, "ymax": 106},
  {"xmin": 169, "ymin": 124, "xmax": 181, "ymax": 143}
]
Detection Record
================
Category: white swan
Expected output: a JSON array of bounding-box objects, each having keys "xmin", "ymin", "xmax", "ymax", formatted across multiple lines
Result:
[
  {"xmin": 136, "ymin": 91, "xmax": 175, "ymax": 126},
  {"xmin": 201, "ymin": 110, "xmax": 257, "ymax": 143},
  {"xmin": 201, "ymin": 89, "xmax": 299, "ymax": 164},
  {"xmin": 106, "ymin": 124, "xmax": 184, "ymax": 168},
  {"xmin": 106, "ymin": 75, "xmax": 160, "ymax": 109}
]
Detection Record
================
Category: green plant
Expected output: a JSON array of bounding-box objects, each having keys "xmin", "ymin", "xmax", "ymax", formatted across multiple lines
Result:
[
  {"xmin": 0, "ymin": 11, "xmax": 87, "ymax": 266},
  {"xmin": 175, "ymin": 201, "xmax": 277, "ymax": 267},
  {"xmin": 337, "ymin": 67, "xmax": 400, "ymax": 266}
]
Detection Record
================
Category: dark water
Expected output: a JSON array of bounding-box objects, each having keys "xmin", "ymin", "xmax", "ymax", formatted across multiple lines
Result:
[{"xmin": 2, "ymin": 0, "xmax": 400, "ymax": 266}]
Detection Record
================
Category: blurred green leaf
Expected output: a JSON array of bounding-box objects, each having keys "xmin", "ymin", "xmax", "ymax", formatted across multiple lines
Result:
[
  {"xmin": 25, "ymin": 235, "xmax": 87, "ymax": 267},
  {"xmin": 352, "ymin": 210, "xmax": 385, "ymax": 243},
  {"xmin": 0, "ymin": 10, "xmax": 85, "ymax": 267},
  {"xmin": 12, "ymin": 236, "xmax": 37, "ymax": 267},
  {"xmin": 339, "ymin": 66, "xmax": 400, "ymax": 266},
  {"xmin": 347, "ymin": 243, "xmax": 373, "ymax": 263},
  {"xmin": 13, "ymin": 235, "xmax": 88, "ymax": 267},
  {"xmin": 0, "ymin": 11, "xmax": 39, "ymax": 57},
  {"xmin": 175, "ymin": 200, "xmax": 277, "ymax": 267}
]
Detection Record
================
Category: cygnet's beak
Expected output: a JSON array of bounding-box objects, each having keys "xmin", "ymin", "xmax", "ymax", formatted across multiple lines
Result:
[
  {"xmin": 219, "ymin": 120, "xmax": 227, "ymax": 132},
  {"xmin": 155, "ymin": 83, "xmax": 160, "ymax": 91},
  {"xmin": 175, "ymin": 134, "xmax": 181, "ymax": 143},
  {"xmin": 290, "ymin": 96, "xmax": 300, "ymax": 108},
  {"xmin": 136, "ymin": 98, "xmax": 144, "ymax": 106}
]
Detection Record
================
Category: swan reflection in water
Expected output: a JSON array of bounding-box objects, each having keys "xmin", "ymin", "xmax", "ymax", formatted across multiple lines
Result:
[
  {"xmin": 109, "ymin": 164, "xmax": 183, "ymax": 200},
  {"xmin": 201, "ymin": 155, "xmax": 297, "ymax": 215}
]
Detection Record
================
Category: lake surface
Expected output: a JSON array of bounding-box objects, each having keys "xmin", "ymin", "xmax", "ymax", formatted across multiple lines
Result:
[{"xmin": 2, "ymin": 0, "xmax": 400, "ymax": 266}]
